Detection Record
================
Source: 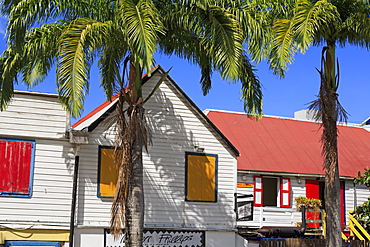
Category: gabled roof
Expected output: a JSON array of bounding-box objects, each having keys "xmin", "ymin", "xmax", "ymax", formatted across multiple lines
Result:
[
  {"xmin": 206, "ymin": 110, "xmax": 370, "ymax": 178},
  {"xmin": 72, "ymin": 66, "xmax": 239, "ymax": 157}
]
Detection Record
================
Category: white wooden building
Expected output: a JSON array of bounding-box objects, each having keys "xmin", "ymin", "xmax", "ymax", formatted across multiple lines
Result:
[
  {"xmin": 70, "ymin": 66, "xmax": 246, "ymax": 247},
  {"xmin": 206, "ymin": 109, "xmax": 370, "ymax": 234},
  {"xmin": 0, "ymin": 91, "xmax": 73, "ymax": 246}
]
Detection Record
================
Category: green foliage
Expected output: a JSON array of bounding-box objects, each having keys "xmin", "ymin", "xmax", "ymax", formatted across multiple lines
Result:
[
  {"xmin": 354, "ymin": 168, "xmax": 370, "ymax": 187},
  {"xmin": 295, "ymin": 196, "xmax": 322, "ymax": 211},
  {"xmin": 351, "ymin": 170, "xmax": 370, "ymax": 231},
  {"xmin": 0, "ymin": 0, "xmax": 267, "ymax": 118},
  {"xmin": 352, "ymin": 197, "xmax": 370, "ymax": 232}
]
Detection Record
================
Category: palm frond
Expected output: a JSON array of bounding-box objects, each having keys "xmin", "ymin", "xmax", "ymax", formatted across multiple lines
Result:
[
  {"xmin": 196, "ymin": 4, "xmax": 244, "ymax": 80},
  {"xmin": 57, "ymin": 18, "xmax": 108, "ymax": 117},
  {"xmin": 340, "ymin": 10, "xmax": 370, "ymax": 48},
  {"xmin": 98, "ymin": 23, "xmax": 128, "ymax": 100},
  {"xmin": 269, "ymin": 18, "xmax": 297, "ymax": 77},
  {"xmin": 119, "ymin": 0, "xmax": 164, "ymax": 73},
  {"xmin": 3, "ymin": 0, "xmax": 111, "ymax": 51},
  {"xmin": 0, "ymin": 48, "xmax": 20, "ymax": 111},
  {"xmin": 239, "ymin": 55, "xmax": 263, "ymax": 118},
  {"xmin": 294, "ymin": 0, "xmax": 339, "ymax": 51},
  {"xmin": 20, "ymin": 22, "xmax": 67, "ymax": 87}
]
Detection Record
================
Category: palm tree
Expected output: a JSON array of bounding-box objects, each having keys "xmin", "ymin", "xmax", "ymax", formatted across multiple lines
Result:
[
  {"xmin": 268, "ymin": 0, "xmax": 370, "ymax": 245},
  {"xmin": 0, "ymin": 0, "xmax": 265, "ymax": 246}
]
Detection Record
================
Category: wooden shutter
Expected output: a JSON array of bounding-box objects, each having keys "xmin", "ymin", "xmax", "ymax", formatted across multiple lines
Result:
[
  {"xmin": 280, "ymin": 177, "xmax": 291, "ymax": 208},
  {"xmin": 98, "ymin": 147, "xmax": 118, "ymax": 197},
  {"xmin": 305, "ymin": 179, "xmax": 319, "ymax": 199},
  {"xmin": 305, "ymin": 179, "xmax": 320, "ymax": 229},
  {"xmin": 186, "ymin": 153, "xmax": 217, "ymax": 202},
  {"xmin": 0, "ymin": 140, "xmax": 33, "ymax": 194},
  {"xmin": 254, "ymin": 176, "xmax": 263, "ymax": 207}
]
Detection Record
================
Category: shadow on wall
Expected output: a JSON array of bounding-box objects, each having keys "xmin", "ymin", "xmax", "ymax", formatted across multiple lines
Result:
[
  {"xmin": 144, "ymin": 84, "xmax": 234, "ymax": 229},
  {"xmin": 73, "ymin": 79, "xmax": 235, "ymax": 230}
]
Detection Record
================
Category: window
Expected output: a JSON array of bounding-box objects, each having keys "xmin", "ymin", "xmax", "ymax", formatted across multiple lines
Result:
[
  {"xmin": 254, "ymin": 176, "xmax": 291, "ymax": 208},
  {"xmin": 0, "ymin": 138, "xmax": 35, "ymax": 197},
  {"xmin": 98, "ymin": 146, "xmax": 118, "ymax": 198},
  {"xmin": 185, "ymin": 152, "xmax": 217, "ymax": 202}
]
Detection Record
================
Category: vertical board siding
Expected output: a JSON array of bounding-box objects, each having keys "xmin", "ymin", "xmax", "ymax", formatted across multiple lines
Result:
[{"xmin": 77, "ymin": 76, "xmax": 237, "ymax": 230}]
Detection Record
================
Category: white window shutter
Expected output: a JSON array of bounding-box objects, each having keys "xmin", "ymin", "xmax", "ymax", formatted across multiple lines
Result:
[
  {"xmin": 280, "ymin": 177, "xmax": 291, "ymax": 208},
  {"xmin": 254, "ymin": 176, "xmax": 263, "ymax": 207}
]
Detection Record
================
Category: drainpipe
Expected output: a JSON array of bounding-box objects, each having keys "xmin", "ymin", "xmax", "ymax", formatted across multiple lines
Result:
[{"xmin": 69, "ymin": 144, "xmax": 80, "ymax": 247}]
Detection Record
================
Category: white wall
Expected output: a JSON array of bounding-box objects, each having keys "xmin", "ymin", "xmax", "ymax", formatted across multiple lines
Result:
[
  {"xmin": 236, "ymin": 172, "xmax": 370, "ymax": 229},
  {"xmin": 0, "ymin": 92, "xmax": 69, "ymax": 139},
  {"xmin": 206, "ymin": 231, "xmax": 247, "ymax": 247},
  {"xmin": 0, "ymin": 92, "xmax": 74, "ymax": 229},
  {"xmin": 76, "ymin": 74, "xmax": 237, "ymax": 231}
]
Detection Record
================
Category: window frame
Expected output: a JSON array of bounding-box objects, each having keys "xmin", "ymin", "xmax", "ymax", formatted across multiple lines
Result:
[
  {"xmin": 185, "ymin": 152, "xmax": 218, "ymax": 203},
  {"xmin": 0, "ymin": 138, "xmax": 35, "ymax": 198},
  {"xmin": 97, "ymin": 145, "xmax": 119, "ymax": 198},
  {"xmin": 253, "ymin": 176, "xmax": 291, "ymax": 208}
]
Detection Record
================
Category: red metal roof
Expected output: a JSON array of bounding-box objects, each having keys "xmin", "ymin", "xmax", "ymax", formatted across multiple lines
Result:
[{"xmin": 206, "ymin": 110, "xmax": 370, "ymax": 177}]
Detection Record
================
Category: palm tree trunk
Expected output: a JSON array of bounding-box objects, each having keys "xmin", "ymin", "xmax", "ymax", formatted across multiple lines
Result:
[
  {"xmin": 110, "ymin": 60, "xmax": 147, "ymax": 247},
  {"xmin": 321, "ymin": 42, "xmax": 342, "ymax": 247},
  {"xmin": 125, "ymin": 133, "xmax": 144, "ymax": 247},
  {"xmin": 322, "ymin": 91, "xmax": 341, "ymax": 246}
]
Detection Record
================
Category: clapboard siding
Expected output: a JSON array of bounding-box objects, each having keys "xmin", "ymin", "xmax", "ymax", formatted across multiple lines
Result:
[
  {"xmin": 236, "ymin": 173, "xmax": 370, "ymax": 228},
  {"xmin": 0, "ymin": 140, "xmax": 74, "ymax": 228},
  {"xmin": 76, "ymin": 76, "xmax": 237, "ymax": 230},
  {"xmin": 0, "ymin": 92, "xmax": 68, "ymax": 139},
  {"xmin": 0, "ymin": 92, "xmax": 74, "ymax": 229}
]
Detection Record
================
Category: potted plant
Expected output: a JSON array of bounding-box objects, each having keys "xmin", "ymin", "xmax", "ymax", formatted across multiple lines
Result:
[
  {"xmin": 295, "ymin": 196, "xmax": 322, "ymax": 229},
  {"xmin": 295, "ymin": 196, "xmax": 322, "ymax": 211}
]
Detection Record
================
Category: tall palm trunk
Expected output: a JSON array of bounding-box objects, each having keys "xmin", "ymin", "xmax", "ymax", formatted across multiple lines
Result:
[
  {"xmin": 313, "ymin": 42, "xmax": 342, "ymax": 246},
  {"xmin": 111, "ymin": 60, "xmax": 148, "ymax": 247},
  {"xmin": 125, "ymin": 107, "xmax": 144, "ymax": 247},
  {"xmin": 320, "ymin": 78, "xmax": 341, "ymax": 247}
]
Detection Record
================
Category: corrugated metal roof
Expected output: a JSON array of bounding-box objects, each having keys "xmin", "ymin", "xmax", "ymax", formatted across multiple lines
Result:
[{"xmin": 206, "ymin": 110, "xmax": 370, "ymax": 177}]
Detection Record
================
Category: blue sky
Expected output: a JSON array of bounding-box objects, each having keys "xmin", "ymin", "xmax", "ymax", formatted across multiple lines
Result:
[{"xmin": 1, "ymin": 17, "xmax": 370, "ymax": 124}]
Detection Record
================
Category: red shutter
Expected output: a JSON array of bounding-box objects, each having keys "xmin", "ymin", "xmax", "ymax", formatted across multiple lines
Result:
[
  {"xmin": 254, "ymin": 176, "xmax": 263, "ymax": 207},
  {"xmin": 305, "ymin": 179, "xmax": 320, "ymax": 229},
  {"xmin": 0, "ymin": 140, "xmax": 10, "ymax": 192},
  {"xmin": 0, "ymin": 140, "xmax": 32, "ymax": 194},
  {"xmin": 13, "ymin": 141, "xmax": 32, "ymax": 193},
  {"xmin": 305, "ymin": 179, "xmax": 319, "ymax": 199},
  {"xmin": 280, "ymin": 177, "xmax": 291, "ymax": 208}
]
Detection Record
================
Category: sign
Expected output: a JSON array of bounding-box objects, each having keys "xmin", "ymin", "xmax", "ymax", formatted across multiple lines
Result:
[
  {"xmin": 104, "ymin": 229, "xmax": 205, "ymax": 247},
  {"xmin": 237, "ymin": 182, "xmax": 253, "ymax": 188},
  {"xmin": 235, "ymin": 194, "xmax": 253, "ymax": 221}
]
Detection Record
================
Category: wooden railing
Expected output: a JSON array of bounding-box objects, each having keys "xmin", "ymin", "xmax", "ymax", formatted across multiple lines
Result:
[{"xmin": 342, "ymin": 211, "xmax": 370, "ymax": 241}]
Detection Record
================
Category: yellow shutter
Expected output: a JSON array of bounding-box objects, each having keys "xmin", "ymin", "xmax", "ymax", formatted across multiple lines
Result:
[
  {"xmin": 186, "ymin": 153, "xmax": 217, "ymax": 202},
  {"xmin": 99, "ymin": 147, "xmax": 118, "ymax": 197}
]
